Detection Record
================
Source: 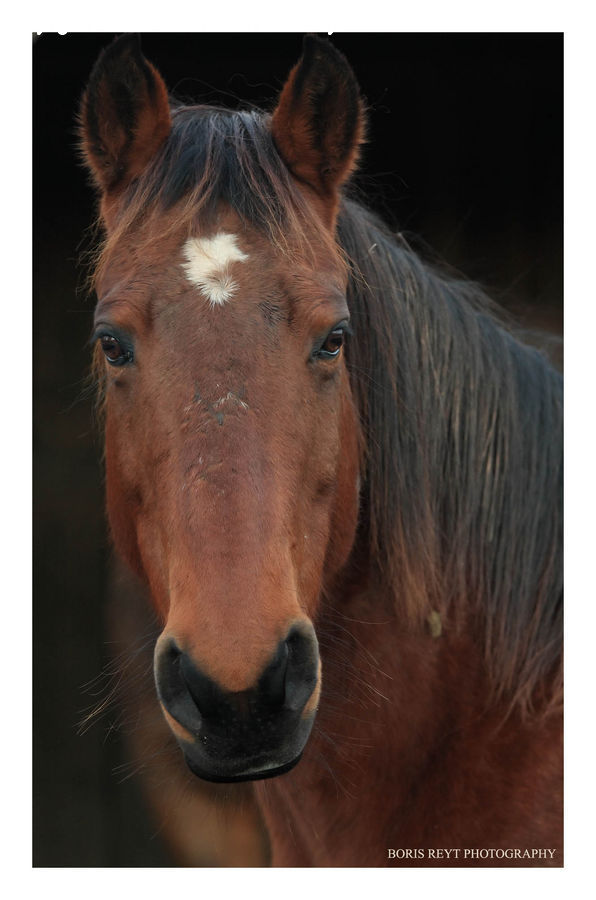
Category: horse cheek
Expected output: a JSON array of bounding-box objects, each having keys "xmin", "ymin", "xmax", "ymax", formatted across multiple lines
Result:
[
  {"xmin": 104, "ymin": 428, "xmax": 144, "ymax": 583},
  {"xmin": 324, "ymin": 387, "xmax": 361, "ymax": 579}
]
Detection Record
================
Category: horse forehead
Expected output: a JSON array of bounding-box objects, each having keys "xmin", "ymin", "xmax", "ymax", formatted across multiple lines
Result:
[
  {"xmin": 98, "ymin": 225, "xmax": 343, "ymax": 325},
  {"xmin": 179, "ymin": 228, "xmax": 345, "ymax": 308},
  {"xmin": 181, "ymin": 231, "xmax": 250, "ymax": 308}
]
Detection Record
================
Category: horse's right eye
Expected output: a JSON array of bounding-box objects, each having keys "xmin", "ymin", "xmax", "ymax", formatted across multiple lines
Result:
[{"xmin": 100, "ymin": 335, "xmax": 133, "ymax": 366}]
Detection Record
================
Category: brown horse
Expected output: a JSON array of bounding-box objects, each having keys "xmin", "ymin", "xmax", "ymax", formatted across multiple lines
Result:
[{"xmin": 80, "ymin": 34, "xmax": 562, "ymax": 866}]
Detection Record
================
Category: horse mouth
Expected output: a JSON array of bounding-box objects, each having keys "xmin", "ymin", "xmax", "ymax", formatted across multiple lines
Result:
[{"xmin": 183, "ymin": 750, "xmax": 303, "ymax": 783}]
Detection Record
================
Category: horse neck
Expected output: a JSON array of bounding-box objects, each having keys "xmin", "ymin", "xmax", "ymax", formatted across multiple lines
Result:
[{"xmin": 255, "ymin": 568, "xmax": 561, "ymax": 865}]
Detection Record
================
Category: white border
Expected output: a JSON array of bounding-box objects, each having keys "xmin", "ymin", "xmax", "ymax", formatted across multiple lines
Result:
[{"xmin": 7, "ymin": 4, "xmax": 592, "ymax": 898}]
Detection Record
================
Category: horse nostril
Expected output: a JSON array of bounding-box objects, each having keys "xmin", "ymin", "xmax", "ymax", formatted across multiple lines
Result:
[
  {"xmin": 259, "ymin": 623, "xmax": 319, "ymax": 713},
  {"xmin": 154, "ymin": 637, "xmax": 210, "ymax": 734},
  {"xmin": 259, "ymin": 638, "xmax": 289, "ymax": 706},
  {"xmin": 284, "ymin": 623, "xmax": 319, "ymax": 712},
  {"xmin": 180, "ymin": 652, "xmax": 222, "ymax": 717}
]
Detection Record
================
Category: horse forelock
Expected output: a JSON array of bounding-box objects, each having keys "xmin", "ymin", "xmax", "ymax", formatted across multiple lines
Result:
[{"xmin": 89, "ymin": 103, "xmax": 343, "ymax": 290}]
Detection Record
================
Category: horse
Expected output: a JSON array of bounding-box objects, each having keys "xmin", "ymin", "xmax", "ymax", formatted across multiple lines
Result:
[{"xmin": 79, "ymin": 33, "xmax": 563, "ymax": 866}]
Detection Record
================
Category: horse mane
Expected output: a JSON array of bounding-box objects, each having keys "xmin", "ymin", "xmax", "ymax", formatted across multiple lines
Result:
[
  {"xmin": 337, "ymin": 200, "xmax": 562, "ymax": 717},
  {"xmin": 89, "ymin": 101, "xmax": 562, "ymax": 717}
]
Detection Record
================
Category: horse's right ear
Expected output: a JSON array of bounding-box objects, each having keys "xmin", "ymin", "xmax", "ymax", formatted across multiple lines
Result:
[{"xmin": 79, "ymin": 34, "xmax": 171, "ymax": 199}]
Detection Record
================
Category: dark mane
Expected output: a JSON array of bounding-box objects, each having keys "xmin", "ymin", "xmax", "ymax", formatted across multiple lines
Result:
[
  {"xmin": 92, "ymin": 102, "xmax": 562, "ymax": 716},
  {"xmin": 338, "ymin": 200, "xmax": 562, "ymax": 716}
]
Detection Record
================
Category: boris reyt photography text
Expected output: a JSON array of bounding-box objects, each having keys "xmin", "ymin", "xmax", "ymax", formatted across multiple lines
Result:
[{"xmin": 387, "ymin": 848, "xmax": 558, "ymax": 861}]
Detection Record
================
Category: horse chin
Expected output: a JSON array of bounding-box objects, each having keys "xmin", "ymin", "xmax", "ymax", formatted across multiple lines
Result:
[{"xmin": 183, "ymin": 751, "xmax": 303, "ymax": 783}]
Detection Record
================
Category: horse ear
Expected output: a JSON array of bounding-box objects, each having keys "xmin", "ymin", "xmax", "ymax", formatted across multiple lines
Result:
[
  {"xmin": 79, "ymin": 34, "xmax": 171, "ymax": 198},
  {"xmin": 271, "ymin": 35, "xmax": 366, "ymax": 224}
]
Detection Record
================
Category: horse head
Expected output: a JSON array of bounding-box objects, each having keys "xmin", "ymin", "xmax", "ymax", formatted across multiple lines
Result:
[{"xmin": 80, "ymin": 34, "xmax": 365, "ymax": 782}]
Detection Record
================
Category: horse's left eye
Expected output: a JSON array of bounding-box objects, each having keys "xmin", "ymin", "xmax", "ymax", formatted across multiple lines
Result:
[{"xmin": 100, "ymin": 335, "xmax": 133, "ymax": 366}]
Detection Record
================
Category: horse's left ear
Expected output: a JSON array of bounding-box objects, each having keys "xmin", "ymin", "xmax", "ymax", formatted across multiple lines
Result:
[
  {"xmin": 79, "ymin": 34, "xmax": 171, "ymax": 201},
  {"xmin": 271, "ymin": 35, "xmax": 366, "ymax": 227}
]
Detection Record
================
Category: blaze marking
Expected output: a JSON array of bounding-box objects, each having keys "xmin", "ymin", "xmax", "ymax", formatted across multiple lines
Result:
[{"xmin": 181, "ymin": 232, "xmax": 248, "ymax": 307}]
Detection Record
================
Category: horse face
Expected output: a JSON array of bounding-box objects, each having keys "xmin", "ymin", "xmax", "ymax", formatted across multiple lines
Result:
[
  {"xmin": 94, "ymin": 214, "xmax": 360, "ymax": 779},
  {"xmin": 83, "ymin": 35, "xmax": 365, "ymax": 781}
]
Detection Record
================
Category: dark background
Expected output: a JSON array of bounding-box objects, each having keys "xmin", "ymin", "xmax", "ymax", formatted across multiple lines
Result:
[{"xmin": 33, "ymin": 32, "xmax": 563, "ymax": 866}]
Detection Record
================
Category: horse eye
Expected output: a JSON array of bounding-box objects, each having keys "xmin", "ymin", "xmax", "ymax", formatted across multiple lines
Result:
[
  {"xmin": 318, "ymin": 327, "xmax": 346, "ymax": 359},
  {"xmin": 100, "ymin": 335, "xmax": 131, "ymax": 366}
]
